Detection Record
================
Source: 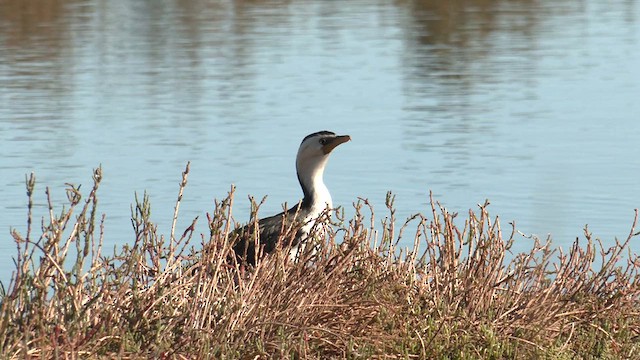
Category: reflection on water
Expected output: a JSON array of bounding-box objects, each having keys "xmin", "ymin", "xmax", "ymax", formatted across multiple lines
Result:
[{"xmin": 1, "ymin": 0, "xmax": 639, "ymax": 281}]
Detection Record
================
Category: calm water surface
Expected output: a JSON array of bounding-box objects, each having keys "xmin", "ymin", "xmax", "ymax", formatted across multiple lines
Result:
[{"xmin": 1, "ymin": 0, "xmax": 639, "ymax": 282}]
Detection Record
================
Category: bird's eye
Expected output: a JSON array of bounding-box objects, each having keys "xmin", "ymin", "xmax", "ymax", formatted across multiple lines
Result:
[{"xmin": 319, "ymin": 138, "xmax": 327, "ymax": 145}]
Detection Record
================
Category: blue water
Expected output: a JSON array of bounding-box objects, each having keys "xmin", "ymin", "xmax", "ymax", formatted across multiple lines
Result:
[{"xmin": 1, "ymin": 0, "xmax": 639, "ymax": 284}]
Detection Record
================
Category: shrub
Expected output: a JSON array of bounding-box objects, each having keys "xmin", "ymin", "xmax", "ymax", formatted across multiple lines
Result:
[{"xmin": 1, "ymin": 164, "xmax": 639, "ymax": 358}]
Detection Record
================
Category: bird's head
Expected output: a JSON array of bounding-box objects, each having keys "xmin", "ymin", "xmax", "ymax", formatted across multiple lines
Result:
[
  {"xmin": 296, "ymin": 130, "xmax": 350, "ymax": 183},
  {"xmin": 296, "ymin": 131, "xmax": 351, "ymax": 164},
  {"xmin": 295, "ymin": 130, "xmax": 350, "ymax": 206}
]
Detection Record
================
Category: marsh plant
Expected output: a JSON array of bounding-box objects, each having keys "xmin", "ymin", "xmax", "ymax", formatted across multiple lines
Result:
[{"xmin": 1, "ymin": 164, "xmax": 639, "ymax": 359}]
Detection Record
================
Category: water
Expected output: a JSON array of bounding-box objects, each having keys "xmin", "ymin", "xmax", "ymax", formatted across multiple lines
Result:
[{"xmin": 1, "ymin": 0, "xmax": 639, "ymax": 284}]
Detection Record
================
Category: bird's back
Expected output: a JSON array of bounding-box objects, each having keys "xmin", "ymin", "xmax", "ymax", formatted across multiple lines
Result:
[{"xmin": 231, "ymin": 205, "xmax": 308, "ymax": 265}]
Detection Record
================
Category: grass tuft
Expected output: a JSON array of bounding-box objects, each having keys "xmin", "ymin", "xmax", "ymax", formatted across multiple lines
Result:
[{"xmin": 1, "ymin": 164, "xmax": 639, "ymax": 358}]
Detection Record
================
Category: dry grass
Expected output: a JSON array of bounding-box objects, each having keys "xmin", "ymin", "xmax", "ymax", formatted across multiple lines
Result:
[{"xmin": 1, "ymin": 163, "xmax": 639, "ymax": 359}]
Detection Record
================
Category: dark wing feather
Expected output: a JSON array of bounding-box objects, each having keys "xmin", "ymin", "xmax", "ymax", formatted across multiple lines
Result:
[{"xmin": 231, "ymin": 205, "xmax": 307, "ymax": 265}]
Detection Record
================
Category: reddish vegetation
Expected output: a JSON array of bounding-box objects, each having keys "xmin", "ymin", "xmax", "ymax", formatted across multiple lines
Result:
[{"xmin": 2, "ymin": 164, "xmax": 638, "ymax": 358}]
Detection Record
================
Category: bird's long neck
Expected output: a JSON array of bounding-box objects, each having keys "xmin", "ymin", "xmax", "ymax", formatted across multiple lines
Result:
[{"xmin": 296, "ymin": 156, "xmax": 332, "ymax": 212}]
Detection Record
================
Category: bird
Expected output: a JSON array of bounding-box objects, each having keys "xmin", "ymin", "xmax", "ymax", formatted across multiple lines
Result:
[{"xmin": 231, "ymin": 130, "xmax": 350, "ymax": 265}]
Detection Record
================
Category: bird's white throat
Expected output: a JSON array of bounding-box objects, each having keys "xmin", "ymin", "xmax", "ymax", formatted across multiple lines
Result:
[{"xmin": 296, "ymin": 154, "xmax": 333, "ymax": 218}]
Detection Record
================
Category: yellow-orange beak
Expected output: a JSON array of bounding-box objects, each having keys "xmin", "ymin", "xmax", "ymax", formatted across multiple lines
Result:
[{"xmin": 322, "ymin": 135, "xmax": 351, "ymax": 154}]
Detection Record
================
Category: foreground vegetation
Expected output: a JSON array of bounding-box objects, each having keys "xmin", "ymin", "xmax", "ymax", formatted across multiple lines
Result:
[{"xmin": 1, "ymin": 164, "xmax": 639, "ymax": 359}]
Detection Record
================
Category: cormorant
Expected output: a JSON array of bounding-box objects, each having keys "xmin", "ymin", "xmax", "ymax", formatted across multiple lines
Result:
[{"xmin": 232, "ymin": 130, "xmax": 350, "ymax": 265}]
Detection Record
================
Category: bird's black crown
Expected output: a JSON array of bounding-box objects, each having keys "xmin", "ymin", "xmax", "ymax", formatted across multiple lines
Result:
[{"xmin": 301, "ymin": 130, "xmax": 336, "ymax": 144}]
